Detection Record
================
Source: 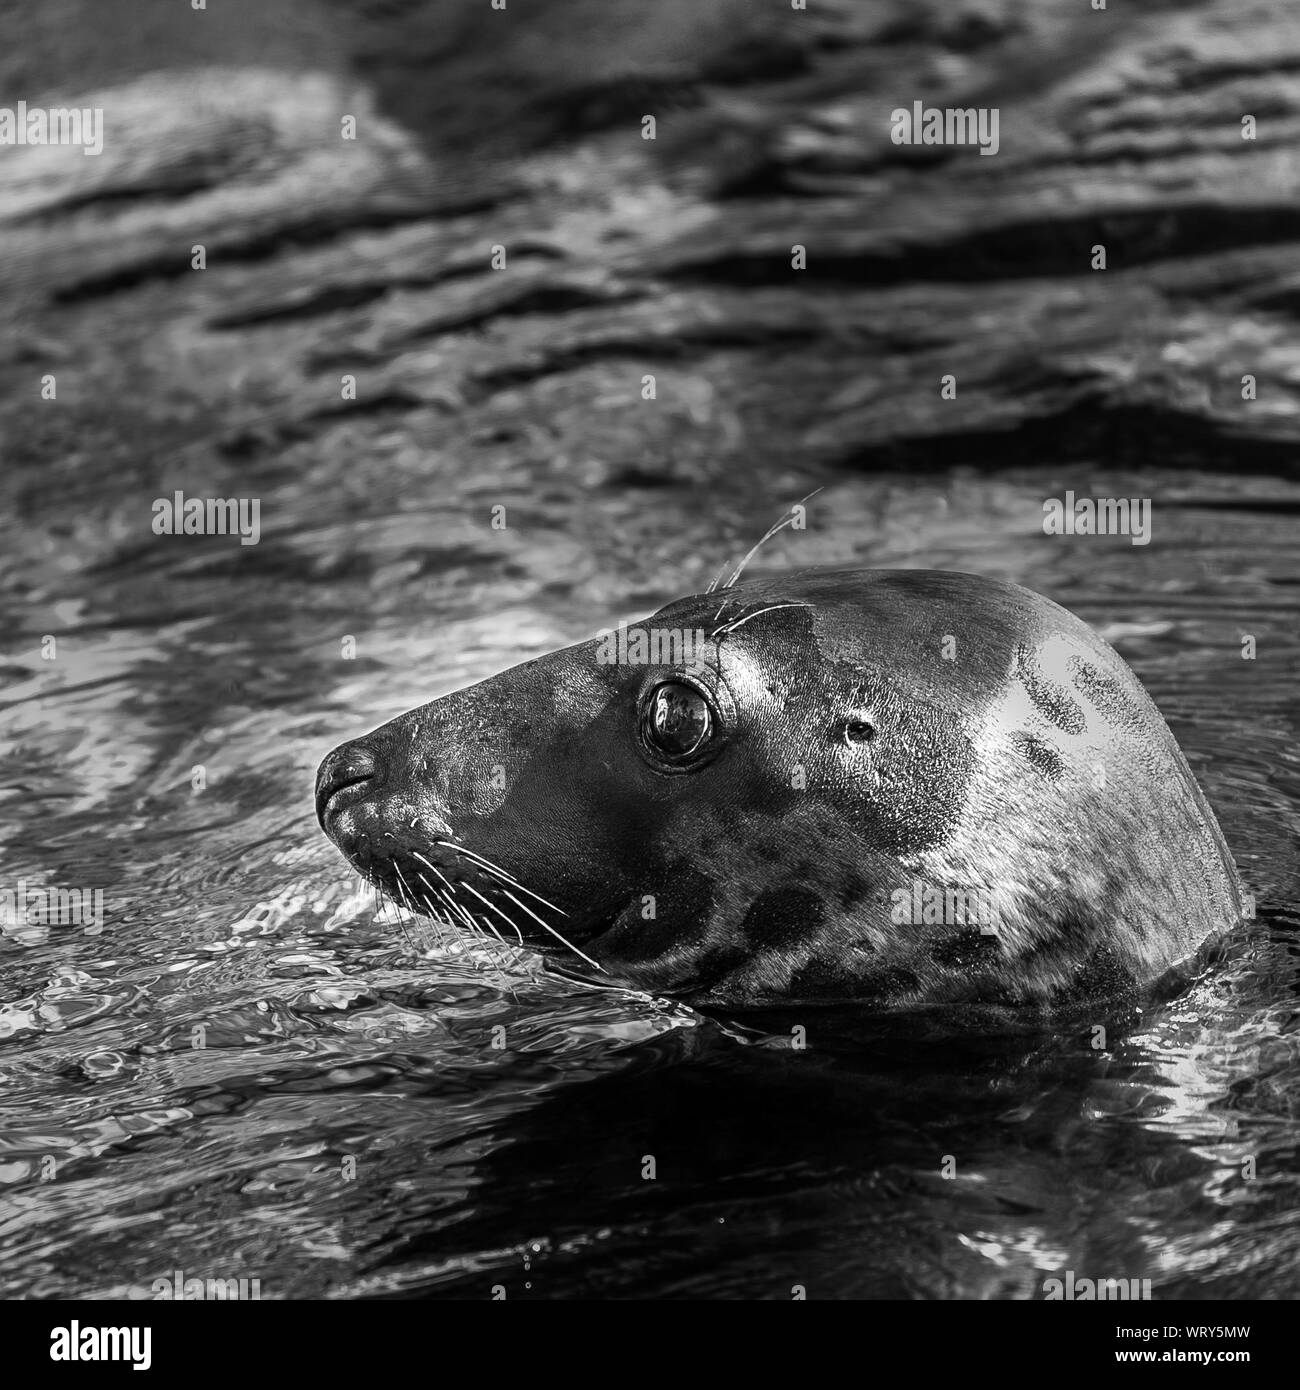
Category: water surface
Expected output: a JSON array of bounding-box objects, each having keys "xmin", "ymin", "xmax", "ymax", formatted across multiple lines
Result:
[{"xmin": 1, "ymin": 463, "xmax": 1297, "ymax": 1299}]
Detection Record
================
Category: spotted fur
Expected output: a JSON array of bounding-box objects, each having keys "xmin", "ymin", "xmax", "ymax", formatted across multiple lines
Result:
[{"xmin": 317, "ymin": 568, "xmax": 1244, "ymax": 1032}]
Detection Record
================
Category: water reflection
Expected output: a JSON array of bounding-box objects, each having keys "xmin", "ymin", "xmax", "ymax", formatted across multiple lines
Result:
[{"xmin": 1, "ymin": 467, "xmax": 1298, "ymax": 1298}]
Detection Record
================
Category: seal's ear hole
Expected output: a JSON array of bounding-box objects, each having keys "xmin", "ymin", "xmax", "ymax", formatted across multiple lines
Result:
[{"xmin": 843, "ymin": 718, "xmax": 876, "ymax": 746}]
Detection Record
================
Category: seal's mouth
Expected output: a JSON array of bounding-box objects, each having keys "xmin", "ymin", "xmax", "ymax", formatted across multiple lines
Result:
[
  {"xmin": 315, "ymin": 739, "xmax": 618, "ymax": 974},
  {"xmin": 316, "ymin": 780, "xmax": 372, "ymax": 831},
  {"xmin": 314, "ymin": 745, "xmax": 379, "ymax": 831}
]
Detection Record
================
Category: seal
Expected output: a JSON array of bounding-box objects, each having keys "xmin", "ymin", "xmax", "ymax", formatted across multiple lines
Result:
[{"xmin": 316, "ymin": 567, "xmax": 1243, "ymax": 1031}]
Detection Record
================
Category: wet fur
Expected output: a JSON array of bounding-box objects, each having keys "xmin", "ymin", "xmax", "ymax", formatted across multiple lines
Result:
[{"xmin": 317, "ymin": 568, "xmax": 1243, "ymax": 1032}]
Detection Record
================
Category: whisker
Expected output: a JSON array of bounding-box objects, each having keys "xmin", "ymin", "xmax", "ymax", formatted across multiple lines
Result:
[
  {"xmin": 458, "ymin": 879, "xmax": 526, "ymax": 946},
  {"xmin": 453, "ymin": 882, "xmax": 528, "ymax": 992},
  {"xmin": 406, "ymin": 844, "xmax": 583, "ymax": 978},
  {"xmin": 432, "ymin": 842, "xmax": 571, "ymax": 918},
  {"xmin": 378, "ymin": 877, "xmax": 442, "ymax": 957},
  {"xmin": 374, "ymin": 880, "xmax": 397, "ymax": 925},
  {"xmin": 704, "ymin": 557, "xmax": 734, "ymax": 596},
  {"xmin": 498, "ymin": 887, "xmax": 604, "ymax": 972},
  {"xmin": 411, "ymin": 893, "xmax": 444, "ymax": 953},
  {"xmin": 411, "ymin": 873, "xmax": 452, "ymax": 952},
  {"xmin": 443, "ymin": 887, "xmax": 488, "ymax": 942},
  {"xmin": 711, "ymin": 600, "xmax": 812, "ymax": 639},
  {"xmin": 390, "ymin": 863, "xmax": 421, "ymax": 952},
  {"xmin": 431, "ymin": 878, "xmax": 516, "ymax": 991},
  {"xmin": 431, "ymin": 840, "xmax": 522, "ymax": 886},
  {"xmin": 409, "ymin": 851, "xmax": 462, "ymax": 901},
  {"xmin": 459, "ymin": 895, "xmax": 511, "ymax": 952},
  {"xmin": 720, "ymin": 487, "xmax": 824, "ymax": 591},
  {"xmin": 408, "ymin": 849, "xmax": 444, "ymax": 875}
]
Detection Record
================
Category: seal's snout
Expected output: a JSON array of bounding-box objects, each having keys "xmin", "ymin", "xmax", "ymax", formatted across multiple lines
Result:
[{"xmin": 315, "ymin": 741, "xmax": 379, "ymax": 830}]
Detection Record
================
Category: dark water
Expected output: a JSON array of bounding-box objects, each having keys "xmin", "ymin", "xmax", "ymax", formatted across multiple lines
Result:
[{"xmin": 1, "ymin": 463, "xmax": 1298, "ymax": 1300}]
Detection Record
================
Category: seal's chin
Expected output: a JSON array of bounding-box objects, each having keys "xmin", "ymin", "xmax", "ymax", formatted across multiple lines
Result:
[{"xmin": 324, "ymin": 811, "xmax": 619, "ymax": 974}]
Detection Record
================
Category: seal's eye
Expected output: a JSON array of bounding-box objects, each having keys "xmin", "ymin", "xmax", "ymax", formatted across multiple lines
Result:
[
  {"xmin": 642, "ymin": 682, "xmax": 713, "ymax": 761},
  {"xmin": 844, "ymin": 718, "xmax": 875, "ymax": 746}
]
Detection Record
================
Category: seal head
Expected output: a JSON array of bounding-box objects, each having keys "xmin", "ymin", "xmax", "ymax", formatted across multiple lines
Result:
[{"xmin": 317, "ymin": 569, "xmax": 1242, "ymax": 1030}]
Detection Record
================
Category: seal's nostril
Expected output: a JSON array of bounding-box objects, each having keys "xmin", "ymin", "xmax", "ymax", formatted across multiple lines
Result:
[{"xmin": 315, "ymin": 743, "xmax": 379, "ymax": 828}]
